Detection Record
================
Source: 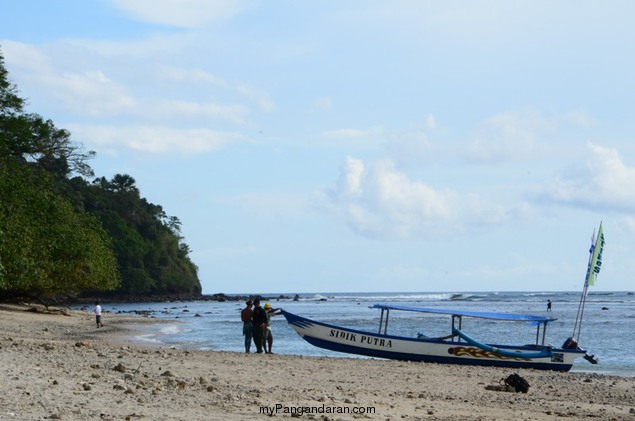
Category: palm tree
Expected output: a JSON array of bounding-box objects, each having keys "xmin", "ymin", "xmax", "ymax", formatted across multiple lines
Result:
[{"xmin": 110, "ymin": 174, "xmax": 138, "ymax": 193}]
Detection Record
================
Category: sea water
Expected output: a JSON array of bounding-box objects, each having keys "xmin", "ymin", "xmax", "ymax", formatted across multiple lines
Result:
[{"xmin": 95, "ymin": 291, "xmax": 635, "ymax": 376}]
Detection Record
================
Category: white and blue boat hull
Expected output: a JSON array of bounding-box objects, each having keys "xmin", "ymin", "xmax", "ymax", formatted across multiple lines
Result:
[{"xmin": 281, "ymin": 310, "xmax": 586, "ymax": 371}]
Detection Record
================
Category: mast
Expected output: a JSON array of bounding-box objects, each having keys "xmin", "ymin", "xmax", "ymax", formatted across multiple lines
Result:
[{"xmin": 572, "ymin": 222, "xmax": 604, "ymax": 343}]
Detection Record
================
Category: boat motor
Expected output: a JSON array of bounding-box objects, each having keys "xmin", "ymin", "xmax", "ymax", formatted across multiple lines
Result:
[
  {"xmin": 562, "ymin": 337, "xmax": 579, "ymax": 349},
  {"xmin": 583, "ymin": 353, "xmax": 599, "ymax": 364},
  {"xmin": 563, "ymin": 337, "xmax": 598, "ymax": 364}
]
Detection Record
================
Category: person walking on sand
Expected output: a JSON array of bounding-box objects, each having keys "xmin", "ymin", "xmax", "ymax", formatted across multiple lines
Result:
[
  {"xmin": 251, "ymin": 299, "xmax": 267, "ymax": 354},
  {"xmin": 241, "ymin": 300, "xmax": 254, "ymax": 353},
  {"xmin": 94, "ymin": 301, "xmax": 104, "ymax": 328},
  {"xmin": 547, "ymin": 299, "xmax": 552, "ymax": 312},
  {"xmin": 263, "ymin": 303, "xmax": 281, "ymax": 354}
]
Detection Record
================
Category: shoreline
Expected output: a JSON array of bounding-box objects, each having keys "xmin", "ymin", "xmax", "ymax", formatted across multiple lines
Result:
[
  {"xmin": 121, "ymin": 313, "xmax": 635, "ymax": 379},
  {"xmin": 1, "ymin": 304, "xmax": 634, "ymax": 420},
  {"xmin": 90, "ymin": 296, "xmax": 635, "ymax": 379},
  {"xmin": 71, "ymin": 292, "xmax": 300, "ymax": 305}
]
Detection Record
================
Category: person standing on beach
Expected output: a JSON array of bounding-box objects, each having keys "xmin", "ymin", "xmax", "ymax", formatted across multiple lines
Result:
[
  {"xmin": 263, "ymin": 303, "xmax": 281, "ymax": 354},
  {"xmin": 547, "ymin": 299, "xmax": 552, "ymax": 312},
  {"xmin": 251, "ymin": 299, "xmax": 267, "ymax": 354},
  {"xmin": 94, "ymin": 301, "xmax": 104, "ymax": 328},
  {"xmin": 241, "ymin": 300, "xmax": 254, "ymax": 353}
]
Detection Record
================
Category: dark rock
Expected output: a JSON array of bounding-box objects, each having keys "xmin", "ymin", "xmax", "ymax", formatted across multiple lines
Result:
[{"xmin": 113, "ymin": 363, "xmax": 126, "ymax": 373}]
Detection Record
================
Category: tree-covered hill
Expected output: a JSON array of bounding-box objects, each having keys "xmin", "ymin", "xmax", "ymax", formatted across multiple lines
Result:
[{"xmin": 0, "ymin": 49, "xmax": 201, "ymax": 303}]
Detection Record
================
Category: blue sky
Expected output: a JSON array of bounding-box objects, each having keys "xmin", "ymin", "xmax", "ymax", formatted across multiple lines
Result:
[{"xmin": 2, "ymin": 1, "xmax": 634, "ymax": 294}]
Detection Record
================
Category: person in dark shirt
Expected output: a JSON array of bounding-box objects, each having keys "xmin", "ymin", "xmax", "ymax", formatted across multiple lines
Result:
[
  {"xmin": 251, "ymin": 298, "xmax": 267, "ymax": 353},
  {"xmin": 240, "ymin": 300, "xmax": 253, "ymax": 353}
]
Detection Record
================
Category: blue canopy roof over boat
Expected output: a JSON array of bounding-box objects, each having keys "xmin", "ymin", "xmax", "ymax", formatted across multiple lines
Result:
[{"xmin": 370, "ymin": 304, "xmax": 555, "ymax": 323}]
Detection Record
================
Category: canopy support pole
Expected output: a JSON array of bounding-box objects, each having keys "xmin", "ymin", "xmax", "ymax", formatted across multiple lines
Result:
[
  {"xmin": 541, "ymin": 321, "xmax": 547, "ymax": 346},
  {"xmin": 378, "ymin": 309, "xmax": 390, "ymax": 335}
]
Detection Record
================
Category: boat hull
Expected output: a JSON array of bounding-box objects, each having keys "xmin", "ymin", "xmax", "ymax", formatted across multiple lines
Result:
[{"xmin": 281, "ymin": 310, "xmax": 586, "ymax": 371}]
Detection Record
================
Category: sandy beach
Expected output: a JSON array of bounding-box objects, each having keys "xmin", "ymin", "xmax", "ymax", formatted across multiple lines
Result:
[{"xmin": 1, "ymin": 304, "xmax": 633, "ymax": 420}]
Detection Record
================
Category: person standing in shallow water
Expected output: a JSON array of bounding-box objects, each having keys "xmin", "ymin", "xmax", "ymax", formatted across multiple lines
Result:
[
  {"xmin": 251, "ymin": 299, "xmax": 267, "ymax": 354},
  {"xmin": 241, "ymin": 300, "xmax": 254, "ymax": 353},
  {"xmin": 94, "ymin": 301, "xmax": 104, "ymax": 328}
]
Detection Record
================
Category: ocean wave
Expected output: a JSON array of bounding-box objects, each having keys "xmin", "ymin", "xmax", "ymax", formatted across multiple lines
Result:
[
  {"xmin": 448, "ymin": 293, "xmax": 489, "ymax": 301},
  {"xmin": 159, "ymin": 325, "xmax": 183, "ymax": 335},
  {"xmin": 133, "ymin": 333, "xmax": 162, "ymax": 344},
  {"xmin": 299, "ymin": 293, "xmax": 459, "ymax": 302}
]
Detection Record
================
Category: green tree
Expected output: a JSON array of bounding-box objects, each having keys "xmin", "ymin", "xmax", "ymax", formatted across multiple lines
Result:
[
  {"xmin": 81, "ymin": 174, "xmax": 201, "ymax": 296},
  {"xmin": 1, "ymin": 47, "xmax": 201, "ymax": 301},
  {"xmin": 0, "ymin": 162, "xmax": 120, "ymax": 299},
  {"xmin": 0, "ymin": 49, "xmax": 120, "ymax": 303}
]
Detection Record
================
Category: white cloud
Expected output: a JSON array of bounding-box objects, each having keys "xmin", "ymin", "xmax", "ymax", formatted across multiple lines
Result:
[
  {"xmin": 160, "ymin": 67, "xmax": 274, "ymax": 113},
  {"xmin": 3, "ymin": 41, "xmax": 138, "ymax": 116},
  {"xmin": 109, "ymin": 0, "xmax": 248, "ymax": 28},
  {"xmin": 319, "ymin": 157, "xmax": 513, "ymax": 239},
  {"xmin": 341, "ymin": 157, "xmax": 364, "ymax": 196},
  {"xmin": 3, "ymin": 41, "xmax": 255, "ymax": 128},
  {"xmin": 57, "ymin": 71, "xmax": 138, "ymax": 116},
  {"xmin": 537, "ymin": 142, "xmax": 635, "ymax": 211},
  {"xmin": 69, "ymin": 124, "xmax": 242, "ymax": 154},
  {"xmin": 38, "ymin": 66, "xmax": 246, "ymax": 122},
  {"xmin": 462, "ymin": 109, "xmax": 555, "ymax": 163},
  {"xmin": 236, "ymin": 84, "xmax": 275, "ymax": 113},
  {"xmin": 1, "ymin": 41, "xmax": 50, "ymax": 73},
  {"xmin": 151, "ymin": 100, "xmax": 247, "ymax": 124},
  {"xmin": 159, "ymin": 66, "xmax": 229, "ymax": 87}
]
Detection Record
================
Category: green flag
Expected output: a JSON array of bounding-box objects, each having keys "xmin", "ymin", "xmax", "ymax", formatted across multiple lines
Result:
[{"xmin": 585, "ymin": 222, "xmax": 604, "ymax": 287}]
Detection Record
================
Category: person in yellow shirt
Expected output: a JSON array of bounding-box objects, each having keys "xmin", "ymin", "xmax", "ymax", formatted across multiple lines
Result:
[{"xmin": 263, "ymin": 303, "xmax": 281, "ymax": 354}]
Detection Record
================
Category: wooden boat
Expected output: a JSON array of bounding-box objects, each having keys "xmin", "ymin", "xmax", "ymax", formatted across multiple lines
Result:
[
  {"xmin": 282, "ymin": 223, "xmax": 604, "ymax": 371},
  {"xmin": 282, "ymin": 305, "xmax": 590, "ymax": 371}
]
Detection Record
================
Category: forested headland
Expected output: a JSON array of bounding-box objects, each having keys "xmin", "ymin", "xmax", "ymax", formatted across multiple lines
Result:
[{"xmin": 0, "ymin": 49, "xmax": 202, "ymax": 305}]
